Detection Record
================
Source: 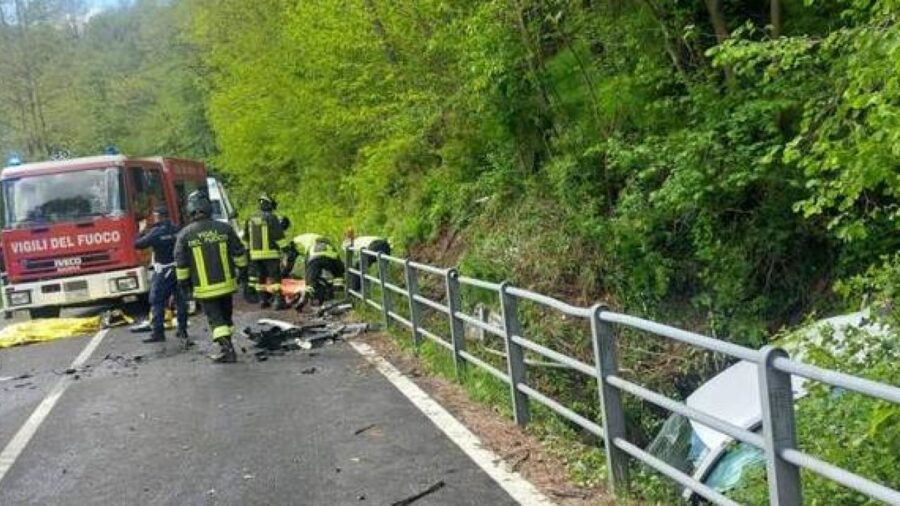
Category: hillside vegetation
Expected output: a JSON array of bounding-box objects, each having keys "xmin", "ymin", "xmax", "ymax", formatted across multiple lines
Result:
[
  {"xmin": 4, "ymin": 0, "xmax": 898, "ymax": 336},
  {"xmin": 1, "ymin": 0, "xmax": 898, "ymax": 501}
]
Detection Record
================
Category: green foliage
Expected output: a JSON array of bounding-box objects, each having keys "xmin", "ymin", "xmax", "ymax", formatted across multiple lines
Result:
[
  {"xmin": 732, "ymin": 324, "xmax": 900, "ymax": 505},
  {"xmin": 0, "ymin": 0, "xmax": 213, "ymax": 160}
]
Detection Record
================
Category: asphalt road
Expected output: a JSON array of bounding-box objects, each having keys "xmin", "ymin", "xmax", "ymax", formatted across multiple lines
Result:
[{"xmin": 0, "ymin": 305, "xmax": 520, "ymax": 505}]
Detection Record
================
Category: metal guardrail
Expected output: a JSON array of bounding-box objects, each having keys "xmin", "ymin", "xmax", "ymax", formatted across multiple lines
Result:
[{"xmin": 343, "ymin": 246, "xmax": 900, "ymax": 505}]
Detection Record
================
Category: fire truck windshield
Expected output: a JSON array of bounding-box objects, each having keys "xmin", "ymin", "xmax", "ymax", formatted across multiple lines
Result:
[{"xmin": 3, "ymin": 167, "xmax": 126, "ymax": 228}]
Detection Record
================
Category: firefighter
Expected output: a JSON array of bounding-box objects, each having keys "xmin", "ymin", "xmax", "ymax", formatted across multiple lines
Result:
[
  {"xmin": 175, "ymin": 191, "xmax": 247, "ymax": 363},
  {"xmin": 288, "ymin": 233, "xmax": 345, "ymax": 311},
  {"xmin": 134, "ymin": 205, "xmax": 190, "ymax": 346},
  {"xmin": 342, "ymin": 229, "xmax": 392, "ymax": 292},
  {"xmin": 244, "ymin": 193, "xmax": 291, "ymax": 310}
]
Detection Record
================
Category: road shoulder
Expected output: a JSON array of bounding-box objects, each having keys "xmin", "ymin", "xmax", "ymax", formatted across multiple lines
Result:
[{"xmin": 357, "ymin": 331, "xmax": 614, "ymax": 506}]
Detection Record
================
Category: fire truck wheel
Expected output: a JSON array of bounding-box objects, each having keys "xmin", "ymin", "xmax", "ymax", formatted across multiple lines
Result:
[{"xmin": 30, "ymin": 306, "xmax": 62, "ymax": 319}]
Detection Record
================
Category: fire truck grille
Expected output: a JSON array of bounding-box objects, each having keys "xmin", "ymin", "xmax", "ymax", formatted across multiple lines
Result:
[{"xmin": 21, "ymin": 252, "xmax": 113, "ymax": 273}]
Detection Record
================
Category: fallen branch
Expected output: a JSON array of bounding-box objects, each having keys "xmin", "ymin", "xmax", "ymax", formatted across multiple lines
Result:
[
  {"xmin": 510, "ymin": 450, "xmax": 530, "ymax": 471},
  {"xmin": 548, "ymin": 486, "xmax": 591, "ymax": 499},
  {"xmin": 390, "ymin": 480, "xmax": 446, "ymax": 506},
  {"xmin": 353, "ymin": 423, "xmax": 378, "ymax": 435}
]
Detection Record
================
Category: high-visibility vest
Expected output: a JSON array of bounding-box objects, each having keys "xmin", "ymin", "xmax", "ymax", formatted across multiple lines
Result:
[
  {"xmin": 245, "ymin": 211, "xmax": 289, "ymax": 261},
  {"xmin": 293, "ymin": 233, "xmax": 340, "ymax": 261},
  {"xmin": 175, "ymin": 219, "xmax": 247, "ymax": 299}
]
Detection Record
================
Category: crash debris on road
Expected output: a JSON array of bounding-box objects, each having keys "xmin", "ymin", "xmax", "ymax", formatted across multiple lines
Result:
[
  {"xmin": 242, "ymin": 319, "xmax": 377, "ymax": 358},
  {"xmin": 242, "ymin": 303, "xmax": 379, "ymax": 360}
]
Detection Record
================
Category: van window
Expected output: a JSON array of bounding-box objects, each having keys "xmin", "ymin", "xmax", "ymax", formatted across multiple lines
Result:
[
  {"xmin": 646, "ymin": 413, "xmax": 710, "ymax": 476},
  {"xmin": 703, "ymin": 440, "xmax": 764, "ymax": 492}
]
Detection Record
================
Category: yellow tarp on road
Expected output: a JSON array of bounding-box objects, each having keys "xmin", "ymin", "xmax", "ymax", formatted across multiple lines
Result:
[{"xmin": 0, "ymin": 318, "xmax": 102, "ymax": 349}]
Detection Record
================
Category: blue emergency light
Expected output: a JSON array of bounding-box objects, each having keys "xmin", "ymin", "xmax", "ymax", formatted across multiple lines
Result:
[
  {"xmin": 6, "ymin": 153, "xmax": 22, "ymax": 166},
  {"xmin": 103, "ymin": 145, "xmax": 120, "ymax": 155}
]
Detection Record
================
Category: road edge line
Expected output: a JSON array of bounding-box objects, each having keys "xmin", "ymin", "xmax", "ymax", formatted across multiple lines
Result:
[
  {"xmin": 0, "ymin": 328, "xmax": 110, "ymax": 484},
  {"xmin": 349, "ymin": 340, "xmax": 556, "ymax": 506}
]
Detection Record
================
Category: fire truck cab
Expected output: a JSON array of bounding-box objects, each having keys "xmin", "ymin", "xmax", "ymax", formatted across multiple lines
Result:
[{"xmin": 1, "ymin": 155, "xmax": 208, "ymax": 318}]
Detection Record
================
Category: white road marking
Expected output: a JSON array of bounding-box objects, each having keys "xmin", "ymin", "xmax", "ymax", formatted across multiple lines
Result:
[
  {"xmin": 350, "ymin": 341, "xmax": 556, "ymax": 506},
  {"xmin": 0, "ymin": 329, "xmax": 109, "ymax": 484}
]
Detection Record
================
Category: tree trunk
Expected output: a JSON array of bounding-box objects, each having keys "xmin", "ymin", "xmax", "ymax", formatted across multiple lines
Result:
[
  {"xmin": 771, "ymin": 0, "xmax": 783, "ymax": 37},
  {"xmin": 14, "ymin": 0, "xmax": 47, "ymax": 156},
  {"xmin": 704, "ymin": 0, "xmax": 734, "ymax": 82},
  {"xmin": 705, "ymin": 0, "xmax": 729, "ymax": 45}
]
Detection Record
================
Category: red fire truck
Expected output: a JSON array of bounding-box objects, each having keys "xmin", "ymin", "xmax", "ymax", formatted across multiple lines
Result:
[{"xmin": 1, "ymin": 155, "xmax": 209, "ymax": 318}]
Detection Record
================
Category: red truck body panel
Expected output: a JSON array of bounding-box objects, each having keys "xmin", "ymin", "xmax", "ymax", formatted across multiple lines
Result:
[
  {"xmin": 3, "ymin": 217, "xmax": 139, "ymax": 282},
  {"xmin": 1, "ymin": 155, "xmax": 207, "ymax": 290}
]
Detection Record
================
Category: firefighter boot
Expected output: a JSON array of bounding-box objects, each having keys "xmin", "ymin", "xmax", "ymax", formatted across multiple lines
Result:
[
  {"xmin": 243, "ymin": 283, "xmax": 259, "ymax": 304},
  {"xmin": 294, "ymin": 293, "xmax": 309, "ymax": 313},
  {"xmin": 272, "ymin": 293, "xmax": 287, "ymax": 311},
  {"xmin": 142, "ymin": 329, "xmax": 166, "ymax": 343},
  {"xmin": 176, "ymin": 327, "xmax": 194, "ymax": 349},
  {"xmin": 209, "ymin": 337, "xmax": 237, "ymax": 363}
]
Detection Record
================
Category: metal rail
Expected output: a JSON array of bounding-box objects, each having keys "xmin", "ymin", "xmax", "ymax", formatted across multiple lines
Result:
[
  {"xmin": 412, "ymin": 294, "xmax": 450, "ymax": 315},
  {"xmin": 517, "ymin": 383, "xmax": 604, "ymax": 438},
  {"xmin": 457, "ymin": 275, "xmax": 501, "ymax": 292},
  {"xmin": 344, "ymin": 245, "xmax": 900, "ymax": 505},
  {"xmin": 458, "ymin": 350, "xmax": 510, "ymax": 384},
  {"xmin": 454, "ymin": 311, "xmax": 505, "ymax": 339},
  {"xmin": 605, "ymin": 375, "xmax": 764, "ymax": 449},
  {"xmin": 511, "ymin": 334, "xmax": 595, "ymax": 376}
]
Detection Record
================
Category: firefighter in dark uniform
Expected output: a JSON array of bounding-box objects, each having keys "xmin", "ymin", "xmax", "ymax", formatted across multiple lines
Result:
[
  {"xmin": 134, "ymin": 205, "xmax": 189, "ymax": 345},
  {"xmin": 244, "ymin": 194, "xmax": 291, "ymax": 310},
  {"xmin": 175, "ymin": 191, "xmax": 247, "ymax": 363},
  {"xmin": 288, "ymin": 233, "xmax": 345, "ymax": 310},
  {"xmin": 342, "ymin": 229, "xmax": 392, "ymax": 292}
]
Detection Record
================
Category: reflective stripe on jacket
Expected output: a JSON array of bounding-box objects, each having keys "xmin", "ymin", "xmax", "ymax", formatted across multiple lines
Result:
[
  {"xmin": 293, "ymin": 233, "xmax": 340, "ymax": 261},
  {"xmin": 245, "ymin": 211, "xmax": 289, "ymax": 261},
  {"xmin": 353, "ymin": 236, "xmax": 386, "ymax": 250},
  {"xmin": 175, "ymin": 218, "xmax": 247, "ymax": 299}
]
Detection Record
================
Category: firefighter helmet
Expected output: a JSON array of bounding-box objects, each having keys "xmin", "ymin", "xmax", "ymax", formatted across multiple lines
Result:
[
  {"xmin": 258, "ymin": 193, "xmax": 277, "ymax": 211},
  {"xmin": 186, "ymin": 190, "xmax": 212, "ymax": 218}
]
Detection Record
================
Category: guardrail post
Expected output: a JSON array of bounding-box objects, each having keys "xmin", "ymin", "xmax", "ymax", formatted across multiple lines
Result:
[
  {"xmin": 444, "ymin": 268, "xmax": 466, "ymax": 381},
  {"xmin": 591, "ymin": 304, "xmax": 629, "ymax": 494},
  {"xmin": 359, "ymin": 249, "xmax": 369, "ymax": 306},
  {"xmin": 377, "ymin": 252, "xmax": 392, "ymax": 328},
  {"xmin": 343, "ymin": 246, "xmax": 353, "ymax": 297},
  {"xmin": 500, "ymin": 282, "xmax": 529, "ymax": 427},
  {"xmin": 404, "ymin": 259, "xmax": 422, "ymax": 350},
  {"xmin": 759, "ymin": 346, "xmax": 803, "ymax": 506}
]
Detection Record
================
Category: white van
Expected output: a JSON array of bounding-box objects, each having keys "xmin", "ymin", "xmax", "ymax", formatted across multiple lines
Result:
[
  {"xmin": 206, "ymin": 176, "xmax": 240, "ymax": 233},
  {"xmin": 645, "ymin": 311, "xmax": 888, "ymax": 500}
]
